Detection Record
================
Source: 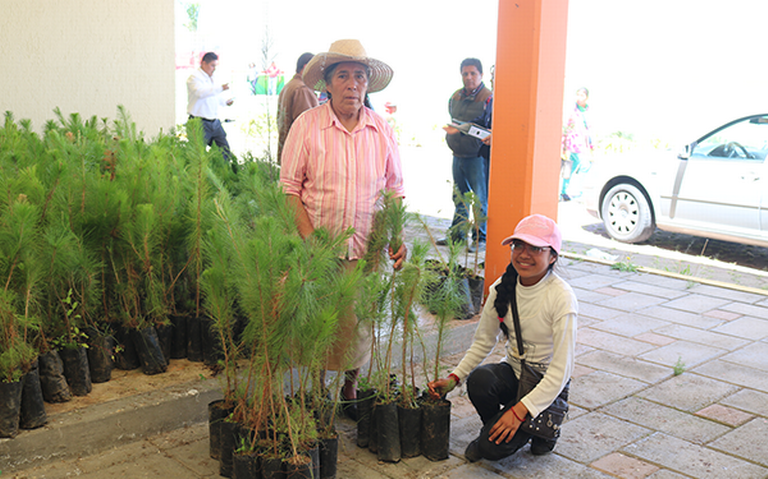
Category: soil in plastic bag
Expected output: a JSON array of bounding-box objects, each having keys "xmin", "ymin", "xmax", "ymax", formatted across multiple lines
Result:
[
  {"xmin": 130, "ymin": 326, "xmax": 168, "ymax": 376},
  {"xmin": 398, "ymin": 403, "xmax": 422, "ymax": 458},
  {"xmin": 219, "ymin": 420, "xmax": 238, "ymax": 478},
  {"xmin": 19, "ymin": 357, "xmax": 47, "ymax": 429},
  {"xmin": 85, "ymin": 327, "xmax": 114, "ymax": 384},
  {"xmin": 259, "ymin": 454, "xmax": 284, "ymax": 479},
  {"xmin": 283, "ymin": 453, "xmax": 313, "ymax": 479},
  {"xmin": 59, "ymin": 346, "xmax": 92, "ymax": 397},
  {"xmin": 186, "ymin": 315, "xmax": 204, "ymax": 362},
  {"xmin": 208, "ymin": 399, "xmax": 234, "ymax": 460},
  {"xmin": 113, "ymin": 325, "xmax": 140, "ymax": 371},
  {"xmin": 0, "ymin": 380, "xmax": 23, "ymax": 438},
  {"xmin": 170, "ymin": 314, "xmax": 187, "ymax": 359},
  {"xmin": 356, "ymin": 388, "xmax": 376, "ymax": 448},
  {"xmin": 155, "ymin": 322, "xmax": 172, "ymax": 364},
  {"xmin": 232, "ymin": 451, "xmax": 259, "ymax": 479},
  {"xmin": 421, "ymin": 398, "xmax": 451, "ymax": 461},
  {"xmin": 376, "ymin": 401, "xmax": 401, "ymax": 463},
  {"xmin": 202, "ymin": 317, "xmax": 224, "ymax": 367},
  {"xmin": 319, "ymin": 434, "xmax": 339, "ymax": 479},
  {"xmin": 37, "ymin": 350, "xmax": 72, "ymax": 403}
]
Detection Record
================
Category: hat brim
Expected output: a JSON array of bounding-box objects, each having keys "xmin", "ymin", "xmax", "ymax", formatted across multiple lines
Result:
[
  {"xmin": 501, "ymin": 234, "xmax": 558, "ymax": 253},
  {"xmin": 302, "ymin": 52, "xmax": 393, "ymax": 94}
]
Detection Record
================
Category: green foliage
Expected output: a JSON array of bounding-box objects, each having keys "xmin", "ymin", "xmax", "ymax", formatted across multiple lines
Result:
[
  {"xmin": 673, "ymin": 356, "xmax": 686, "ymax": 376},
  {"xmin": 611, "ymin": 256, "xmax": 639, "ymax": 273}
]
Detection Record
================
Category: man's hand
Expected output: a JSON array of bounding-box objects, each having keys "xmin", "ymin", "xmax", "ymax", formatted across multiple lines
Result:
[
  {"xmin": 482, "ymin": 133, "xmax": 492, "ymax": 146},
  {"xmin": 226, "ymin": 99, "xmax": 234, "ymax": 106},
  {"xmin": 389, "ymin": 242, "xmax": 407, "ymax": 270},
  {"xmin": 222, "ymin": 83, "xmax": 230, "ymax": 91},
  {"xmin": 443, "ymin": 125, "xmax": 460, "ymax": 135}
]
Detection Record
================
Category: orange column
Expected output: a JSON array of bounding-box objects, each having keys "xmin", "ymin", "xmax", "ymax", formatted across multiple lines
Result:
[{"xmin": 485, "ymin": 0, "xmax": 569, "ymax": 288}]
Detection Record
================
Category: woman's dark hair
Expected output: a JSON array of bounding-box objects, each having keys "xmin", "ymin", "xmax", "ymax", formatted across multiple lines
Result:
[
  {"xmin": 322, "ymin": 62, "xmax": 371, "ymax": 86},
  {"xmin": 493, "ymin": 250, "xmax": 558, "ymax": 339}
]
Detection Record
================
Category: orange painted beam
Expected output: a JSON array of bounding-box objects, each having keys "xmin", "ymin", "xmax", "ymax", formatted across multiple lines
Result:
[{"xmin": 485, "ymin": 0, "xmax": 569, "ymax": 289}]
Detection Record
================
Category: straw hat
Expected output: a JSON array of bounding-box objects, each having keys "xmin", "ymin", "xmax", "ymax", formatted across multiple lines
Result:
[{"xmin": 302, "ymin": 39, "xmax": 393, "ymax": 93}]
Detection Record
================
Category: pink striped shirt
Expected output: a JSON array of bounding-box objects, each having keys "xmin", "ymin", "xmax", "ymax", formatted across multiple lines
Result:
[{"xmin": 280, "ymin": 102, "xmax": 405, "ymax": 259}]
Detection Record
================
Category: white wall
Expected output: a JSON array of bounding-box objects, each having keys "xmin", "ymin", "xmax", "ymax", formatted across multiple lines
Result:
[{"xmin": 1, "ymin": 0, "xmax": 175, "ymax": 136}]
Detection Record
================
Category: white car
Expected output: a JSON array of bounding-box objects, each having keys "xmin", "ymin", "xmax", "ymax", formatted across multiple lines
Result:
[{"xmin": 584, "ymin": 114, "xmax": 768, "ymax": 246}]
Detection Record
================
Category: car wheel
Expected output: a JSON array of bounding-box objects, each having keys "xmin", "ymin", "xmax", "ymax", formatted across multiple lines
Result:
[{"xmin": 601, "ymin": 183, "xmax": 654, "ymax": 243}]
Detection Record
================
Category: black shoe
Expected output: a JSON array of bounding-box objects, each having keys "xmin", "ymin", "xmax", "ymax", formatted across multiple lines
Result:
[
  {"xmin": 559, "ymin": 193, "xmax": 571, "ymax": 202},
  {"xmin": 530, "ymin": 437, "xmax": 556, "ymax": 456},
  {"xmin": 464, "ymin": 438, "xmax": 482, "ymax": 462},
  {"xmin": 435, "ymin": 237, "xmax": 450, "ymax": 246}
]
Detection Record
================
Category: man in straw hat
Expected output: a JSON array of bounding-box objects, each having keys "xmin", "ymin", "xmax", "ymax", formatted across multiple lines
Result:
[{"xmin": 280, "ymin": 40, "xmax": 407, "ymax": 419}]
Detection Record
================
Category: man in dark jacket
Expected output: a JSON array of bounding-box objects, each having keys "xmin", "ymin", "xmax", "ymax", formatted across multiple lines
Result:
[{"xmin": 439, "ymin": 58, "xmax": 492, "ymax": 251}]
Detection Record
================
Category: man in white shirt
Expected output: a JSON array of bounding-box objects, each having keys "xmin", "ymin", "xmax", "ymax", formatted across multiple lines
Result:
[{"xmin": 186, "ymin": 52, "xmax": 234, "ymax": 163}]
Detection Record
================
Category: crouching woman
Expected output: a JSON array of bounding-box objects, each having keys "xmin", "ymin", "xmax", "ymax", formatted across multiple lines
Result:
[{"xmin": 428, "ymin": 214, "xmax": 577, "ymax": 461}]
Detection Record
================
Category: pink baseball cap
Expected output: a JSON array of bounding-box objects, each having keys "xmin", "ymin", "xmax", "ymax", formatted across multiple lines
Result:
[{"xmin": 501, "ymin": 214, "xmax": 562, "ymax": 254}]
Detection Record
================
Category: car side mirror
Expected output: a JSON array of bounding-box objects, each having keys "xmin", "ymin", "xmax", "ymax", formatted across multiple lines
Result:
[{"xmin": 678, "ymin": 143, "xmax": 692, "ymax": 160}]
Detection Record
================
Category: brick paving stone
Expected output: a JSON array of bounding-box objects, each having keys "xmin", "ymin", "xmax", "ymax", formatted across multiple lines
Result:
[
  {"xmin": 570, "ymin": 274, "xmax": 626, "ymax": 290},
  {"xmin": 634, "ymin": 332, "xmax": 676, "ymax": 347},
  {"xmin": 721, "ymin": 389, "xmax": 768, "ymax": 417},
  {"xmin": 719, "ymin": 341, "xmax": 768, "ymax": 372},
  {"xmin": 709, "ymin": 417, "xmax": 768, "ymax": 467},
  {"xmin": 703, "ymin": 309, "xmax": 742, "ymax": 321},
  {"xmin": 637, "ymin": 373, "xmax": 740, "ymax": 412},
  {"xmin": 719, "ymin": 302, "xmax": 768, "ymax": 320},
  {"xmin": 653, "ymin": 323, "xmax": 749, "ymax": 350},
  {"xmin": 686, "ymin": 284, "xmax": 767, "ymax": 304},
  {"xmin": 572, "ymin": 364, "xmax": 596, "ymax": 378},
  {"xmin": 591, "ymin": 314, "xmax": 671, "ymax": 338},
  {"xmin": 571, "ymin": 371, "xmax": 648, "ymax": 410},
  {"xmin": 693, "ymin": 359, "xmax": 768, "ymax": 394},
  {"xmin": 580, "ymin": 302, "xmax": 626, "ymax": 321},
  {"xmin": 637, "ymin": 306, "xmax": 723, "ymax": 329},
  {"xmin": 575, "ymin": 343, "xmax": 596, "ymax": 358},
  {"xmin": 602, "ymin": 396, "xmax": 730, "ymax": 444},
  {"xmin": 439, "ymin": 463, "xmax": 508, "ymax": 478},
  {"xmin": 556, "ymin": 412, "xmax": 651, "ymax": 464},
  {"xmin": 594, "ymin": 286, "xmax": 628, "ymax": 296},
  {"xmin": 577, "ymin": 350, "xmax": 670, "ymax": 384},
  {"xmin": 629, "ymin": 273, "xmax": 692, "ymax": 291},
  {"xmin": 622, "ymin": 432, "xmax": 768, "ymax": 478},
  {"xmin": 611, "ymin": 281, "xmax": 689, "ymax": 300},
  {"xmin": 695, "ymin": 404, "xmax": 753, "ymax": 427},
  {"xmin": 449, "ymin": 414, "xmax": 484, "ymax": 455},
  {"xmin": 590, "ymin": 452, "xmax": 660, "ymax": 479},
  {"xmin": 637, "ymin": 340, "xmax": 726, "ymax": 369},
  {"xmin": 646, "ymin": 470, "xmax": 691, "ymax": 479},
  {"xmin": 578, "ymin": 328, "xmax": 658, "ymax": 357},
  {"xmin": 490, "ymin": 444, "xmax": 615, "ymax": 479},
  {"xmin": 579, "ymin": 316, "xmax": 602, "ymax": 328},
  {"xmin": 712, "ymin": 316, "xmax": 768, "ymax": 339},
  {"xmin": 568, "ymin": 404, "xmax": 589, "ymax": 421},
  {"xmin": 661, "ymin": 295, "xmax": 732, "ymax": 314},
  {"xmin": 575, "ymin": 288, "xmax": 618, "ymax": 304},
  {"xmin": 596, "ymin": 293, "xmax": 668, "ymax": 313}
]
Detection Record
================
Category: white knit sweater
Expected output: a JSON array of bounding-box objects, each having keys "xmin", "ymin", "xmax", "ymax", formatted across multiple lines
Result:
[{"xmin": 452, "ymin": 271, "xmax": 578, "ymax": 418}]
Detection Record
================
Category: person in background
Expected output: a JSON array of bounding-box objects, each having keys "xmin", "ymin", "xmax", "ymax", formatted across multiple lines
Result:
[
  {"xmin": 438, "ymin": 58, "xmax": 492, "ymax": 252},
  {"xmin": 186, "ymin": 52, "xmax": 235, "ymax": 163},
  {"xmin": 560, "ymin": 87, "xmax": 594, "ymax": 201},
  {"xmin": 280, "ymin": 39, "xmax": 406, "ymax": 420},
  {"xmin": 277, "ymin": 52, "xmax": 318, "ymax": 164},
  {"xmin": 428, "ymin": 214, "xmax": 577, "ymax": 462}
]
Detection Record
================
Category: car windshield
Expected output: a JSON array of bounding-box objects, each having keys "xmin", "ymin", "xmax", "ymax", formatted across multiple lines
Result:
[{"xmin": 693, "ymin": 115, "xmax": 768, "ymax": 160}]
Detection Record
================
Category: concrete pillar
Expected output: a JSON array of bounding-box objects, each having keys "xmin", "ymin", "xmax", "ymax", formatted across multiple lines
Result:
[{"xmin": 485, "ymin": 0, "xmax": 570, "ymax": 287}]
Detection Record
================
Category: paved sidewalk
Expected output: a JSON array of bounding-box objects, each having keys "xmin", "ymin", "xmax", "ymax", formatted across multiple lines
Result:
[
  {"xmin": 6, "ymin": 211, "xmax": 768, "ymax": 478},
  {"xmin": 8, "ymin": 256, "xmax": 768, "ymax": 478}
]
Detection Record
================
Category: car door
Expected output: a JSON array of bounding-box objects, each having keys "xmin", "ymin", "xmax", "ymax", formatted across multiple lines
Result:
[{"xmin": 667, "ymin": 116, "xmax": 768, "ymax": 237}]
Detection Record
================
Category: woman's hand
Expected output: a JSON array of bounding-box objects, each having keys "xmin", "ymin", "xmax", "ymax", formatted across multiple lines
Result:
[
  {"xmin": 488, "ymin": 404, "xmax": 527, "ymax": 444},
  {"xmin": 427, "ymin": 377, "xmax": 456, "ymax": 400},
  {"xmin": 389, "ymin": 242, "xmax": 407, "ymax": 270},
  {"xmin": 443, "ymin": 125, "xmax": 460, "ymax": 135}
]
